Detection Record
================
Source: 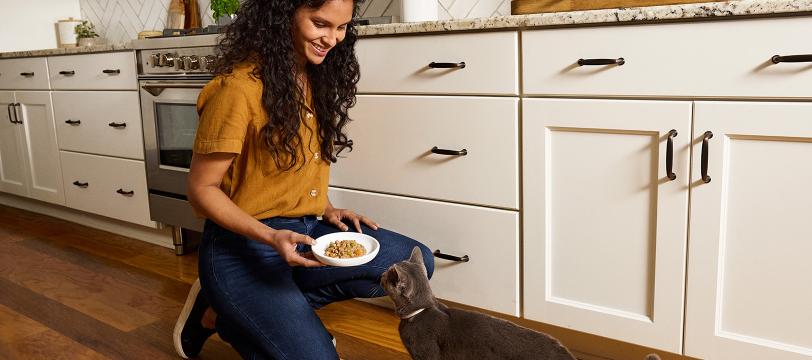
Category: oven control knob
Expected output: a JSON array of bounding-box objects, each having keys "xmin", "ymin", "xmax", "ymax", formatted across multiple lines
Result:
[
  {"xmin": 184, "ymin": 55, "xmax": 200, "ymax": 70},
  {"xmin": 202, "ymin": 55, "xmax": 217, "ymax": 71},
  {"xmin": 149, "ymin": 53, "xmax": 160, "ymax": 68},
  {"xmin": 176, "ymin": 56, "xmax": 187, "ymax": 70},
  {"xmin": 159, "ymin": 53, "xmax": 176, "ymax": 68}
]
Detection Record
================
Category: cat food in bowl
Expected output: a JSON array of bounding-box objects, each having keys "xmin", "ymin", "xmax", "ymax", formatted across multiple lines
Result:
[{"xmin": 312, "ymin": 232, "xmax": 380, "ymax": 267}]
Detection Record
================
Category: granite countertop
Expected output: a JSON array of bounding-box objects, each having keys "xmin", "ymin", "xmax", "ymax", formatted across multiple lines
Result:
[
  {"xmin": 357, "ymin": 0, "xmax": 812, "ymax": 36},
  {"xmin": 0, "ymin": 42, "xmax": 133, "ymax": 59},
  {"xmin": 2, "ymin": 0, "xmax": 811, "ymax": 59}
]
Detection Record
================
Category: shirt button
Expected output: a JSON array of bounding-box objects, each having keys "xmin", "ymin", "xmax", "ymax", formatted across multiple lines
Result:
[
  {"xmin": 313, "ymin": 152, "xmax": 320, "ymax": 160},
  {"xmin": 306, "ymin": 113, "xmax": 313, "ymax": 118},
  {"xmin": 309, "ymin": 189, "xmax": 318, "ymax": 197}
]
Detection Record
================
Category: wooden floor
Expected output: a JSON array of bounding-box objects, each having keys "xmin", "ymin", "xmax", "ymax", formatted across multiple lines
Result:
[{"xmin": 0, "ymin": 205, "xmax": 411, "ymax": 360}]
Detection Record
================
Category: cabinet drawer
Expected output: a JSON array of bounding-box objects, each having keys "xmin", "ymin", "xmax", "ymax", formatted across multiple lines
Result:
[
  {"xmin": 328, "ymin": 187, "xmax": 519, "ymax": 316},
  {"xmin": 357, "ymin": 32, "xmax": 518, "ymax": 95},
  {"xmin": 48, "ymin": 52, "xmax": 136, "ymax": 90},
  {"xmin": 60, "ymin": 151, "xmax": 154, "ymax": 227},
  {"xmin": 523, "ymin": 16, "xmax": 812, "ymax": 98},
  {"xmin": 53, "ymin": 91, "xmax": 143, "ymax": 159},
  {"xmin": 331, "ymin": 95, "xmax": 518, "ymax": 209},
  {"xmin": 0, "ymin": 57, "xmax": 50, "ymax": 90}
]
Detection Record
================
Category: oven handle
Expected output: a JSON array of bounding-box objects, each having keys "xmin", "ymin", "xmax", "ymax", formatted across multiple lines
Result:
[{"xmin": 141, "ymin": 82, "xmax": 206, "ymax": 96}]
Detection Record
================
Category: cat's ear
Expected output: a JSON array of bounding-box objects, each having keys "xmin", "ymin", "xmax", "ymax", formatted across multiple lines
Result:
[{"xmin": 408, "ymin": 246, "xmax": 424, "ymax": 266}]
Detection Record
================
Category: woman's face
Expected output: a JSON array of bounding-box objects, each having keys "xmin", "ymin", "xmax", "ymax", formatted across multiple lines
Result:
[{"xmin": 292, "ymin": 0, "xmax": 354, "ymax": 67}]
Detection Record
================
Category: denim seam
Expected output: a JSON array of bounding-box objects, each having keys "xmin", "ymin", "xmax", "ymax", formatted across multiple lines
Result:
[{"xmin": 210, "ymin": 236, "xmax": 290, "ymax": 360}]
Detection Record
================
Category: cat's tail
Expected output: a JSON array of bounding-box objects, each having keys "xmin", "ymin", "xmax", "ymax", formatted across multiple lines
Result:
[{"xmin": 645, "ymin": 354, "xmax": 661, "ymax": 360}]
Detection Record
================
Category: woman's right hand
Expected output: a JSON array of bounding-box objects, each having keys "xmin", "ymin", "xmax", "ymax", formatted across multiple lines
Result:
[{"xmin": 265, "ymin": 229, "xmax": 324, "ymax": 267}]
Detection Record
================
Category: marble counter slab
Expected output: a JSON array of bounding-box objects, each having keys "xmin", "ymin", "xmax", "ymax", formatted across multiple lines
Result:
[
  {"xmin": 357, "ymin": 0, "xmax": 812, "ymax": 36},
  {"xmin": 0, "ymin": 42, "xmax": 133, "ymax": 59}
]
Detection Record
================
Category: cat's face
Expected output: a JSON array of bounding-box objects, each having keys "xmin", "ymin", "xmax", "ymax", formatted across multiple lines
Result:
[{"xmin": 381, "ymin": 247, "xmax": 433, "ymax": 313}]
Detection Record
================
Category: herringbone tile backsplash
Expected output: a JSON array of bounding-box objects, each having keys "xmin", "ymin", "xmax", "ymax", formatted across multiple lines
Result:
[{"xmin": 80, "ymin": 0, "xmax": 509, "ymax": 43}]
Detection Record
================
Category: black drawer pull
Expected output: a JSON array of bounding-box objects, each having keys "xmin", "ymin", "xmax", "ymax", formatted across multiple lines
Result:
[
  {"xmin": 433, "ymin": 250, "xmax": 469, "ymax": 262},
  {"xmin": 431, "ymin": 146, "xmax": 467, "ymax": 156},
  {"xmin": 577, "ymin": 58, "xmax": 625, "ymax": 66},
  {"xmin": 108, "ymin": 122, "xmax": 127, "ymax": 128},
  {"xmin": 666, "ymin": 129, "xmax": 677, "ymax": 181},
  {"xmin": 428, "ymin": 62, "xmax": 466, "ymax": 69},
  {"xmin": 771, "ymin": 54, "xmax": 812, "ymax": 64},
  {"xmin": 20, "ymin": 72, "xmax": 34, "ymax": 77},
  {"xmin": 701, "ymin": 131, "xmax": 713, "ymax": 183},
  {"xmin": 103, "ymin": 69, "xmax": 121, "ymax": 74},
  {"xmin": 116, "ymin": 189, "xmax": 134, "ymax": 196},
  {"xmin": 12, "ymin": 103, "xmax": 21, "ymax": 124},
  {"xmin": 7, "ymin": 104, "xmax": 15, "ymax": 124},
  {"xmin": 65, "ymin": 119, "xmax": 81, "ymax": 125},
  {"xmin": 72, "ymin": 181, "xmax": 89, "ymax": 188},
  {"xmin": 59, "ymin": 70, "xmax": 76, "ymax": 75}
]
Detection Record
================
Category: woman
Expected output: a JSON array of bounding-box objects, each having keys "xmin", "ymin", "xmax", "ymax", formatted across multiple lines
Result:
[{"xmin": 172, "ymin": 0, "xmax": 435, "ymax": 359}]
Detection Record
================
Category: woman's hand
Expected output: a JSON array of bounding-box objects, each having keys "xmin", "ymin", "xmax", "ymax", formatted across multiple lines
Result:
[
  {"xmin": 323, "ymin": 206, "xmax": 379, "ymax": 233},
  {"xmin": 263, "ymin": 228, "xmax": 323, "ymax": 267}
]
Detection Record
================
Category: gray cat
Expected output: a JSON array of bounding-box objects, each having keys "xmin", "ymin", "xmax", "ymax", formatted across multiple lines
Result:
[{"xmin": 381, "ymin": 246, "xmax": 578, "ymax": 360}]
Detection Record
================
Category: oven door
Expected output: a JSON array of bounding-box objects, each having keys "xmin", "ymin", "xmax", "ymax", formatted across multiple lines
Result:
[
  {"xmin": 140, "ymin": 80, "xmax": 206, "ymax": 195},
  {"xmin": 140, "ymin": 80, "xmax": 208, "ymax": 231}
]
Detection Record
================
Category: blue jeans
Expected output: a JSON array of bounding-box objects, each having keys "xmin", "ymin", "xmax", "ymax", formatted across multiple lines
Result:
[{"xmin": 198, "ymin": 216, "xmax": 435, "ymax": 360}]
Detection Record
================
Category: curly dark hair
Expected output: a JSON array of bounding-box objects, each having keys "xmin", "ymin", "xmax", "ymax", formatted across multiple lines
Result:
[{"xmin": 212, "ymin": 0, "xmax": 361, "ymax": 170}]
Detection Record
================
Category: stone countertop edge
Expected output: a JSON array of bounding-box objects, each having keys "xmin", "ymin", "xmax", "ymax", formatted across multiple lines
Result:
[
  {"xmin": 355, "ymin": 0, "xmax": 812, "ymax": 36},
  {"xmin": 3, "ymin": 0, "xmax": 812, "ymax": 58},
  {"xmin": 0, "ymin": 43, "xmax": 134, "ymax": 59}
]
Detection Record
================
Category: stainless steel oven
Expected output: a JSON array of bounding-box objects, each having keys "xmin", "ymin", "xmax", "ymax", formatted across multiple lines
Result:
[{"xmin": 135, "ymin": 32, "xmax": 219, "ymax": 254}]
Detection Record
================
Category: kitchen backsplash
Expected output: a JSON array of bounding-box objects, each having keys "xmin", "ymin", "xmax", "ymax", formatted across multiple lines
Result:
[{"xmin": 80, "ymin": 0, "xmax": 509, "ymax": 43}]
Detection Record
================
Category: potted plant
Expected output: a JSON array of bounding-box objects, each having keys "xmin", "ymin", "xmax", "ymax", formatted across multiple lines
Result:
[
  {"xmin": 74, "ymin": 20, "xmax": 100, "ymax": 47},
  {"xmin": 211, "ymin": 0, "xmax": 240, "ymax": 25}
]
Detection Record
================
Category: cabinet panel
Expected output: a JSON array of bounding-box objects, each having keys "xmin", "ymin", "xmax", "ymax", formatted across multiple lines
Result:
[
  {"xmin": 0, "ymin": 91, "xmax": 27, "ymax": 196},
  {"xmin": 686, "ymin": 101, "xmax": 812, "ymax": 360},
  {"xmin": 331, "ymin": 95, "xmax": 518, "ymax": 209},
  {"xmin": 48, "ymin": 52, "xmax": 137, "ymax": 90},
  {"xmin": 16, "ymin": 91, "xmax": 64, "ymax": 205},
  {"xmin": 523, "ymin": 98, "xmax": 691, "ymax": 352},
  {"xmin": 0, "ymin": 57, "xmax": 50, "ymax": 90},
  {"xmin": 329, "ymin": 187, "xmax": 520, "ymax": 316}
]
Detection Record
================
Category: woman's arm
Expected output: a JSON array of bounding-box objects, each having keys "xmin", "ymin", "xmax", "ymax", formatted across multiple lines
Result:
[{"xmin": 187, "ymin": 152, "xmax": 322, "ymax": 267}]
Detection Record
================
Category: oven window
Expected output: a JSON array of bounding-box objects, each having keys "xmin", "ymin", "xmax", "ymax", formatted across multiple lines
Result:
[{"xmin": 156, "ymin": 103, "xmax": 198, "ymax": 169}]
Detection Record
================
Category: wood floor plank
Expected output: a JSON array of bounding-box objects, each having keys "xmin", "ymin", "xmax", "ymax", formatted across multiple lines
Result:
[
  {"xmin": 317, "ymin": 300, "xmax": 407, "ymax": 354},
  {"xmin": 10, "ymin": 329, "xmax": 112, "ymax": 360},
  {"xmin": 0, "ymin": 303, "xmax": 49, "ymax": 347},
  {"xmin": 0, "ymin": 277, "xmax": 174, "ymax": 360},
  {"xmin": 0, "ymin": 241, "xmax": 163, "ymax": 331}
]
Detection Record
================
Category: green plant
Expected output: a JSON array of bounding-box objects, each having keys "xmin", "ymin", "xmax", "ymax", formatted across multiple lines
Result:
[
  {"xmin": 211, "ymin": 0, "xmax": 240, "ymax": 20},
  {"xmin": 74, "ymin": 20, "xmax": 99, "ymax": 38}
]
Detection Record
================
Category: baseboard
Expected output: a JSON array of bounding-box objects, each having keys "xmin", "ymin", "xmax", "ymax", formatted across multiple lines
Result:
[{"xmin": 0, "ymin": 192, "xmax": 174, "ymax": 249}]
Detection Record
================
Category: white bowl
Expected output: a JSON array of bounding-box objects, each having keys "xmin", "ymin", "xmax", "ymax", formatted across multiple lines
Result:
[{"xmin": 312, "ymin": 232, "xmax": 380, "ymax": 267}]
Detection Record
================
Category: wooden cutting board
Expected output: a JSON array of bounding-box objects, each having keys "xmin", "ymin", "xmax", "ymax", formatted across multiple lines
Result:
[{"xmin": 511, "ymin": 0, "xmax": 713, "ymax": 15}]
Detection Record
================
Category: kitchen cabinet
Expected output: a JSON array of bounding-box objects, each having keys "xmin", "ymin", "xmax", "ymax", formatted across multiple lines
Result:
[
  {"xmin": 0, "ymin": 91, "xmax": 64, "ymax": 205},
  {"xmin": 0, "ymin": 57, "xmax": 50, "ymax": 90},
  {"xmin": 684, "ymin": 101, "xmax": 812, "ymax": 360},
  {"xmin": 522, "ymin": 98, "xmax": 691, "ymax": 353}
]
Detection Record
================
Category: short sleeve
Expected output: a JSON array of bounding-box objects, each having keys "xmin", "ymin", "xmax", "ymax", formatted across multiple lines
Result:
[{"xmin": 193, "ymin": 77, "xmax": 253, "ymax": 154}]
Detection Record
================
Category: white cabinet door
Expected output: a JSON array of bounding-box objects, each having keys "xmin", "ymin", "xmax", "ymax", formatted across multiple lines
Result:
[
  {"xmin": 0, "ymin": 91, "xmax": 28, "ymax": 197},
  {"xmin": 15, "ymin": 91, "xmax": 64, "ymax": 205},
  {"xmin": 523, "ymin": 98, "xmax": 691, "ymax": 353},
  {"xmin": 686, "ymin": 101, "xmax": 812, "ymax": 360}
]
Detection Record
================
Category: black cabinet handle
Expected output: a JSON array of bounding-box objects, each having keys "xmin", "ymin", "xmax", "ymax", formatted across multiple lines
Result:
[
  {"xmin": 72, "ymin": 181, "xmax": 89, "ymax": 188},
  {"xmin": 577, "ymin": 58, "xmax": 625, "ymax": 66},
  {"xmin": 431, "ymin": 146, "xmax": 467, "ymax": 156},
  {"xmin": 108, "ymin": 122, "xmax": 127, "ymax": 128},
  {"xmin": 102, "ymin": 69, "xmax": 121, "ymax": 74},
  {"xmin": 6, "ymin": 104, "xmax": 15, "ymax": 124},
  {"xmin": 771, "ymin": 54, "xmax": 812, "ymax": 64},
  {"xmin": 701, "ymin": 131, "xmax": 713, "ymax": 183},
  {"xmin": 428, "ymin": 62, "xmax": 466, "ymax": 69},
  {"xmin": 19, "ymin": 72, "xmax": 34, "ymax": 77},
  {"xmin": 65, "ymin": 119, "xmax": 81, "ymax": 125},
  {"xmin": 433, "ymin": 250, "xmax": 469, "ymax": 262},
  {"xmin": 12, "ymin": 103, "xmax": 21, "ymax": 124},
  {"xmin": 59, "ymin": 70, "xmax": 76, "ymax": 75},
  {"xmin": 116, "ymin": 189, "xmax": 134, "ymax": 196},
  {"xmin": 666, "ymin": 129, "xmax": 678, "ymax": 181}
]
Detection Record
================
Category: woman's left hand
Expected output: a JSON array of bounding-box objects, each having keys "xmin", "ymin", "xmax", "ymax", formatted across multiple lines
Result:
[{"xmin": 323, "ymin": 206, "xmax": 379, "ymax": 233}]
